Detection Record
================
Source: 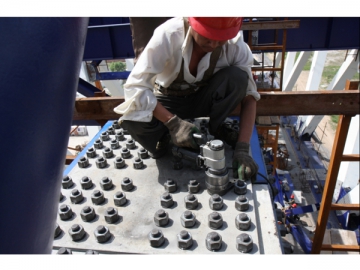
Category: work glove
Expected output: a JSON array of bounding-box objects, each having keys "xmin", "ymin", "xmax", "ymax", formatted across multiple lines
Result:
[
  {"xmin": 164, "ymin": 115, "xmax": 200, "ymax": 149},
  {"xmin": 232, "ymin": 142, "xmax": 259, "ymax": 183}
]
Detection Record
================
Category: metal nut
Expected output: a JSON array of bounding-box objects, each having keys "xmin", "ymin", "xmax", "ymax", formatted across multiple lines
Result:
[
  {"xmin": 164, "ymin": 179, "xmax": 177, "ymax": 193},
  {"xmin": 208, "ymin": 212, "xmax": 223, "ymax": 229},
  {"xmin": 70, "ymin": 189, "xmax": 84, "ymax": 204},
  {"xmin": 80, "ymin": 206, "xmax": 96, "ymax": 222},
  {"xmin": 104, "ymin": 207, "xmax": 120, "ymax": 224},
  {"xmin": 121, "ymin": 177, "xmax": 134, "ymax": 191},
  {"xmin": 160, "ymin": 192, "xmax": 174, "ymax": 208},
  {"xmin": 184, "ymin": 194, "xmax": 198, "ymax": 210},
  {"xmin": 148, "ymin": 229, "xmax": 165, "ymax": 247},
  {"xmin": 209, "ymin": 194, "xmax": 223, "ymax": 210},
  {"xmin": 59, "ymin": 204, "xmax": 73, "ymax": 220},
  {"xmin": 180, "ymin": 211, "xmax": 196, "ymax": 228},
  {"xmin": 205, "ymin": 232, "xmax": 222, "ymax": 251},
  {"xmin": 126, "ymin": 138, "xmax": 136, "ymax": 149},
  {"xmin": 80, "ymin": 176, "xmax": 93, "ymax": 190},
  {"xmin": 110, "ymin": 139, "xmax": 120, "ymax": 149},
  {"xmin": 100, "ymin": 131, "xmax": 110, "ymax": 141},
  {"xmin": 115, "ymin": 130, "xmax": 125, "ymax": 141},
  {"xmin": 95, "ymin": 157, "xmax": 108, "ymax": 168},
  {"xmin": 114, "ymin": 156, "xmax": 125, "ymax": 169},
  {"xmin": 100, "ymin": 176, "xmax": 113, "ymax": 190},
  {"xmin": 107, "ymin": 127, "xmax": 115, "ymax": 135},
  {"xmin": 133, "ymin": 157, "xmax": 144, "ymax": 169},
  {"xmin": 62, "ymin": 175, "xmax": 73, "ymax": 189},
  {"xmin": 188, "ymin": 179, "xmax": 200, "ymax": 193},
  {"xmin": 154, "ymin": 209, "xmax": 169, "ymax": 227},
  {"xmin": 137, "ymin": 147, "xmax": 148, "ymax": 159},
  {"xmin": 236, "ymin": 233, "xmax": 253, "ymax": 253},
  {"xmin": 54, "ymin": 223, "xmax": 62, "ymax": 238},
  {"xmin": 235, "ymin": 195, "xmax": 249, "ymax": 212},
  {"xmin": 102, "ymin": 147, "xmax": 114, "ymax": 159},
  {"xmin": 78, "ymin": 156, "xmax": 89, "ymax": 168},
  {"xmin": 86, "ymin": 147, "xmax": 96, "ymax": 158},
  {"xmin": 68, "ymin": 224, "xmax": 86, "ymax": 241},
  {"xmin": 114, "ymin": 191, "xmax": 127, "ymax": 206},
  {"xmin": 177, "ymin": 230, "xmax": 193, "ymax": 250},
  {"xmin": 235, "ymin": 213, "xmax": 251, "ymax": 231},
  {"xmin": 59, "ymin": 192, "xmax": 64, "ymax": 201},
  {"xmin": 91, "ymin": 190, "xmax": 105, "ymax": 205},
  {"xmin": 57, "ymin": 247, "xmax": 72, "ymax": 254},
  {"xmin": 121, "ymin": 147, "xmax": 131, "ymax": 159},
  {"xmin": 112, "ymin": 120, "xmax": 120, "ymax": 129},
  {"xmin": 234, "ymin": 180, "xmax": 247, "ymax": 195},
  {"xmin": 94, "ymin": 225, "xmax": 111, "ymax": 243},
  {"xmin": 94, "ymin": 139, "xmax": 103, "ymax": 149}
]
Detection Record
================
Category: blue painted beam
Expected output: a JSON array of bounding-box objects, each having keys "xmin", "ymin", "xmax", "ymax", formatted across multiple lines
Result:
[
  {"xmin": 96, "ymin": 71, "xmax": 131, "ymax": 80},
  {"xmin": 0, "ymin": 17, "xmax": 89, "ymax": 254},
  {"xmin": 78, "ymin": 78, "xmax": 103, "ymax": 97},
  {"xmin": 82, "ymin": 17, "xmax": 359, "ymax": 61}
]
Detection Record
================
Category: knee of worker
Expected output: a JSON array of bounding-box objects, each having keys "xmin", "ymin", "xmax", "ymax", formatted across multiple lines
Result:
[
  {"xmin": 223, "ymin": 66, "xmax": 248, "ymax": 86},
  {"xmin": 214, "ymin": 66, "xmax": 248, "ymax": 99}
]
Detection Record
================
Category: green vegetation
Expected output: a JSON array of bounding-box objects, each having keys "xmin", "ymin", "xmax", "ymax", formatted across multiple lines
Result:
[
  {"xmin": 109, "ymin": 61, "xmax": 126, "ymax": 72},
  {"xmin": 329, "ymin": 115, "xmax": 339, "ymax": 130},
  {"xmin": 322, "ymin": 65, "xmax": 340, "ymax": 82},
  {"xmin": 302, "ymin": 52, "xmax": 313, "ymax": 71},
  {"xmin": 330, "ymin": 115, "xmax": 339, "ymax": 124},
  {"xmin": 352, "ymin": 72, "xmax": 360, "ymax": 80}
]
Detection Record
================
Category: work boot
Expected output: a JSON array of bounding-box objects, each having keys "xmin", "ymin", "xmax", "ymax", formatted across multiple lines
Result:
[
  {"xmin": 212, "ymin": 123, "xmax": 239, "ymax": 149},
  {"xmin": 149, "ymin": 132, "xmax": 171, "ymax": 159}
]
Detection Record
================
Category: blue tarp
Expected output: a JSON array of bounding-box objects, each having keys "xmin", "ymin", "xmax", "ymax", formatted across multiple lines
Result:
[{"xmin": 289, "ymin": 224, "xmax": 312, "ymax": 254}]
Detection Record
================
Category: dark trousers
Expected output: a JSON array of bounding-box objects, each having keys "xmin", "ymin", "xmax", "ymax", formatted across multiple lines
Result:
[{"xmin": 121, "ymin": 66, "xmax": 248, "ymax": 153}]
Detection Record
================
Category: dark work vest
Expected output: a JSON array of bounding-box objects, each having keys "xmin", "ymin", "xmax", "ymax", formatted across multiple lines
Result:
[{"xmin": 154, "ymin": 19, "xmax": 222, "ymax": 97}]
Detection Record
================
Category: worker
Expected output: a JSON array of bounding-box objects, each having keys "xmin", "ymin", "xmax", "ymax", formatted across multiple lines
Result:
[{"xmin": 114, "ymin": 17, "xmax": 260, "ymax": 181}]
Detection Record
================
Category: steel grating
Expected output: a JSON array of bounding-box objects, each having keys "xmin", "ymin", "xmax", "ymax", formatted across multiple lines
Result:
[{"xmin": 54, "ymin": 120, "xmax": 281, "ymax": 254}]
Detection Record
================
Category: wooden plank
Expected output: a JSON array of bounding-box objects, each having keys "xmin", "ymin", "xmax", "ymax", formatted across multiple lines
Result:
[
  {"xmin": 330, "ymin": 203, "xmax": 360, "ymax": 211},
  {"xmin": 257, "ymin": 116, "xmax": 272, "ymax": 125},
  {"xmin": 65, "ymin": 155, "xmax": 76, "ymax": 165},
  {"xmin": 252, "ymin": 67, "xmax": 282, "ymax": 71},
  {"xmin": 330, "ymin": 229, "xmax": 359, "ymax": 254},
  {"xmin": 321, "ymin": 244, "xmax": 360, "ymax": 252},
  {"xmin": 345, "ymin": 80, "xmax": 359, "ymax": 90},
  {"xmin": 341, "ymin": 154, "xmax": 360, "ymax": 162},
  {"xmin": 311, "ymin": 115, "xmax": 353, "ymax": 254},
  {"xmin": 270, "ymin": 116, "xmax": 280, "ymax": 124},
  {"xmin": 72, "ymin": 90, "xmax": 360, "ymax": 121},
  {"xmin": 252, "ymin": 45, "xmax": 284, "ymax": 51},
  {"xmin": 241, "ymin": 20, "xmax": 300, "ymax": 31},
  {"xmin": 254, "ymin": 90, "xmax": 360, "ymax": 116}
]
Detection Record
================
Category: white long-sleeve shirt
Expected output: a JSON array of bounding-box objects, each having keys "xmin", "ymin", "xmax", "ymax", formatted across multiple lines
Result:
[{"xmin": 114, "ymin": 17, "xmax": 260, "ymax": 122}]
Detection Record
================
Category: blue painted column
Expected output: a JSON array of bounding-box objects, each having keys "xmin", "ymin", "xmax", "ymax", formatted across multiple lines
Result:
[{"xmin": 0, "ymin": 18, "xmax": 89, "ymax": 253}]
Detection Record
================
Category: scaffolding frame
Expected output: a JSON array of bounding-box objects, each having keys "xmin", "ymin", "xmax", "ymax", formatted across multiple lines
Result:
[{"xmin": 311, "ymin": 80, "xmax": 360, "ymax": 253}]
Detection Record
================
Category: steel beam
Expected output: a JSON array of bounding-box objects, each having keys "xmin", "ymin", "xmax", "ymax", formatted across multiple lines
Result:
[
  {"xmin": 283, "ymin": 52, "xmax": 296, "ymax": 87},
  {"xmin": 306, "ymin": 51, "xmax": 328, "ymax": 90},
  {"xmin": 0, "ymin": 17, "xmax": 89, "ymax": 254},
  {"xmin": 284, "ymin": 51, "xmax": 312, "ymax": 91},
  {"xmin": 327, "ymin": 49, "xmax": 359, "ymax": 90},
  {"xmin": 72, "ymin": 91, "xmax": 360, "ymax": 121}
]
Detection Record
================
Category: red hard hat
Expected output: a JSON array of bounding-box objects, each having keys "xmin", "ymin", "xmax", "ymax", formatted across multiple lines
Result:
[
  {"xmin": 290, "ymin": 194, "xmax": 295, "ymax": 199},
  {"xmin": 188, "ymin": 17, "xmax": 243, "ymax": 41},
  {"xmin": 292, "ymin": 203, "xmax": 297, "ymax": 208}
]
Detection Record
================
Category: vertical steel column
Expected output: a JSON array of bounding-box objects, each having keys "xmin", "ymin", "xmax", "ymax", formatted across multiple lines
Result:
[{"xmin": 0, "ymin": 18, "xmax": 89, "ymax": 253}]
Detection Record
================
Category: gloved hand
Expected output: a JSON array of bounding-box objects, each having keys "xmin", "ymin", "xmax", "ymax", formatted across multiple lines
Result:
[
  {"xmin": 232, "ymin": 142, "xmax": 259, "ymax": 183},
  {"xmin": 164, "ymin": 115, "xmax": 200, "ymax": 149}
]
